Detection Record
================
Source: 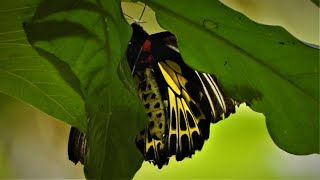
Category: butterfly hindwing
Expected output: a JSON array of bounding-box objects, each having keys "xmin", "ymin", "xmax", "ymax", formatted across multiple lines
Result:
[{"xmin": 157, "ymin": 60, "xmax": 208, "ymax": 160}]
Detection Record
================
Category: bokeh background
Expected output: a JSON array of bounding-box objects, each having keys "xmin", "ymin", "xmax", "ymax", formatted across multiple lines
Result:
[{"xmin": 0, "ymin": 0, "xmax": 319, "ymax": 179}]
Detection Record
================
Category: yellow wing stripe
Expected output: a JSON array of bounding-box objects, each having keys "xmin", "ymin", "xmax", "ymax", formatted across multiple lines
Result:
[
  {"xmin": 158, "ymin": 62, "xmax": 181, "ymax": 95},
  {"xmin": 165, "ymin": 60, "xmax": 182, "ymax": 74},
  {"xmin": 181, "ymin": 98, "xmax": 199, "ymax": 150},
  {"xmin": 167, "ymin": 87, "xmax": 178, "ymax": 151},
  {"xmin": 181, "ymin": 98, "xmax": 200, "ymax": 135},
  {"xmin": 177, "ymin": 74, "xmax": 188, "ymax": 90},
  {"xmin": 176, "ymin": 97, "xmax": 189, "ymax": 152}
]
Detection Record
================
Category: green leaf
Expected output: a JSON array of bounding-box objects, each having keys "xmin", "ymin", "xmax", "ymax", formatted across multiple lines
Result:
[
  {"xmin": 310, "ymin": 0, "xmax": 319, "ymax": 7},
  {"xmin": 143, "ymin": 0, "xmax": 319, "ymax": 154},
  {"xmin": 0, "ymin": 0, "xmax": 87, "ymax": 132},
  {"xmin": 23, "ymin": 0, "xmax": 147, "ymax": 179}
]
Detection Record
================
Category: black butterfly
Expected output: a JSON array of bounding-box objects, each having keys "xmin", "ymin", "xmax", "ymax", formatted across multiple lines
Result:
[{"xmin": 68, "ymin": 20, "xmax": 236, "ymax": 169}]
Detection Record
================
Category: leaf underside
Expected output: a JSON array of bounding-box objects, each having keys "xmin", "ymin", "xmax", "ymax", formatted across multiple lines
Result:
[
  {"xmin": 0, "ymin": 0, "xmax": 87, "ymax": 131},
  {"xmin": 7, "ymin": 0, "xmax": 147, "ymax": 179},
  {"xmin": 143, "ymin": 0, "xmax": 319, "ymax": 154}
]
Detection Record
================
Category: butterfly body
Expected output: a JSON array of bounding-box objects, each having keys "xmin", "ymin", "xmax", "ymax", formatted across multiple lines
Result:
[{"xmin": 136, "ymin": 67, "xmax": 167, "ymax": 139}]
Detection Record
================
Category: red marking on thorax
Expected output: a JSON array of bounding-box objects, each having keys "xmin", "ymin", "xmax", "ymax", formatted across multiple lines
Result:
[
  {"xmin": 142, "ymin": 39, "xmax": 151, "ymax": 52},
  {"xmin": 145, "ymin": 54, "xmax": 154, "ymax": 63}
]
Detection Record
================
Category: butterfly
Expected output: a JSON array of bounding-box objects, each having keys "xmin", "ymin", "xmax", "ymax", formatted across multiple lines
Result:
[
  {"xmin": 127, "ymin": 22, "xmax": 237, "ymax": 168},
  {"xmin": 68, "ymin": 10, "xmax": 237, "ymax": 169}
]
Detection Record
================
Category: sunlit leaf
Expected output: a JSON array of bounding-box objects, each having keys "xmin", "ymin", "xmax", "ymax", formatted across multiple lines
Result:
[
  {"xmin": 23, "ymin": 0, "xmax": 147, "ymax": 179},
  {"xmin": 0, "ymin": 0, "xmax": 87, "ymax": 131},
  {"xmin": 143, "ymin": 0, "xmax": 319, "ymax": 154}
]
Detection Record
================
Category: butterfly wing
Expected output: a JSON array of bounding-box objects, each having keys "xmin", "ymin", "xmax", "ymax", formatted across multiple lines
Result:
[
  {"xmin": 152, "ymin": 31, "xmax": 236, "ymax": 122},
  {"xmin": 68, "ymin": 127, "xmax": 87, "ymax": 165},
  {"xmin": 154, "ymin": 55, "xmax": 236, "ymax": 162},
  {"xmin": 132, "ymin": 24, "xmax": 236, "ymax": 168}
]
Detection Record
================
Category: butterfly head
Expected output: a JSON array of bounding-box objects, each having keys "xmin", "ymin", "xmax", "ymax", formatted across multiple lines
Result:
[{"xmin": 127, "ymin": 23, "xmax": 155, "ymax": 74}]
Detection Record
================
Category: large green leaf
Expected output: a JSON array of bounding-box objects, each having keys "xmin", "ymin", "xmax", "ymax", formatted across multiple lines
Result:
[
  {"xmin": 0, "ymin": 0, "xmax": 87, "ymax": 131},
  {"xmin": 143, "ymin": 0, "xmax": 319, "ymax": 154},
  {"xmin": 23, "ymin": 0, "xmax": 146, "ymax": 179}
]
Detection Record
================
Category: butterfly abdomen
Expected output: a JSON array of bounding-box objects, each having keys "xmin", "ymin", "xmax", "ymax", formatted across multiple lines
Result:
[
  {"xmin": 134, "ymin": 68, "xmax": 170, "ymax": 168},
  {"xmin": 136, "ymin": 68, "xmax": 167, "ymax": 140}
]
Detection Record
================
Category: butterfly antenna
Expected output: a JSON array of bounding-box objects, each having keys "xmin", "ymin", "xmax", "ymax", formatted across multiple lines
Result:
[
  {"xmin": 131, "ymin": 47, "xmax": 144, "ymax": 75},
  {"xmin": 123, "ymin": 12, "xmax": 145, "ymax": 24},
  {"xmin": 123, "ymin": 13, "xmax": 135, "ymax": 21},
  {"xmin": 138, "ymin": 4, "xmax": 146, "ymax": 22}
]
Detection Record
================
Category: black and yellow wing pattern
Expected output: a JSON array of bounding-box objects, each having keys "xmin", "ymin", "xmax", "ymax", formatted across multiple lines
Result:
[
  {"xmin": 128, "ymin": 23, "xmax": 236, "ymax": 168},
  {"xmin": 68, "ymin": 22, "xmax": 237, "ymax": 168}
]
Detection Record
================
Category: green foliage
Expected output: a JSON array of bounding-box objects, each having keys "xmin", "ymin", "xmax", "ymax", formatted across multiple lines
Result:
[
  {"xmin": 0, "ymin": 0, "xmax": 318, "ymax": 179},
  {"xmin": 0, "ymin": 0, "xmax": 87, "ymax": 131},
  {"xmin": 310, "ymin": 0, "xmax": 319, "ymax": 7},
  {"xmin": 143, "ymin": 0, "xmax": 319, "ymax": 154},
  {"xmin": 22, "ymin": 0, "xmax": 147, "ymax": 179}
]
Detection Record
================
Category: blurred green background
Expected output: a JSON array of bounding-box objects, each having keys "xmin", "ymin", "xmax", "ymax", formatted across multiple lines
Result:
[{"xmin": 0, "ymin": 0, "xmax": 319, "ymax": 179}]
